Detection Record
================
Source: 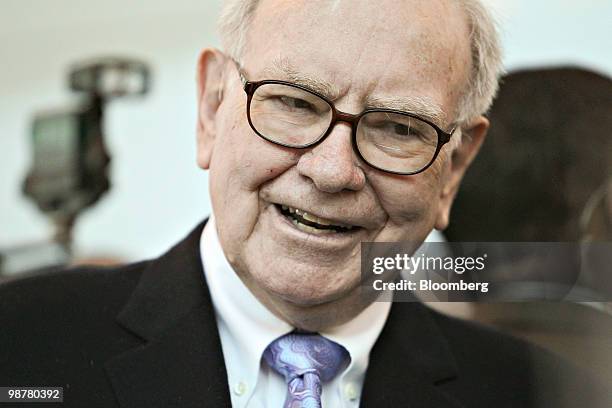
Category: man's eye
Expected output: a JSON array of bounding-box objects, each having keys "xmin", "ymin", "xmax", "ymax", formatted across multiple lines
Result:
[
  {"xmin": 393, "ymin": 123, "xmax": 410, "ymax": 136},
  {"xmin": 387, "ymin": 122, "xmax": 422, "ymax": 139},
  {"xmin": 279, "ymin": 96, "xmax": 313, "ymax": 110}
]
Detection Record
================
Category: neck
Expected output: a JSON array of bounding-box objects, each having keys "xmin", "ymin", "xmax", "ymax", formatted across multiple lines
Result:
[{"xmin": 243, "ymin": 277, "xmax": 379, "ymax": 331}]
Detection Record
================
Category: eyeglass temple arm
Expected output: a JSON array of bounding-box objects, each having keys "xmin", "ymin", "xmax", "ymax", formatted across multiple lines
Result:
[
  {"xmin": 239, "ymin": 71, "xmax": 248, "ymax": 88},
  {"xmin": 230, "ymin": 58, "xmax": 249, "ymax": 89}
]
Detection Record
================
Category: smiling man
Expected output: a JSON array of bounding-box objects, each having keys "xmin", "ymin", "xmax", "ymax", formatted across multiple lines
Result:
[
  {"xmin": 0, "ymin": 0, "xmax": 608, "ymax": 407},
  {"xmin": 199, "ymin": 0, "xmax": 489, "ymax": 333}
]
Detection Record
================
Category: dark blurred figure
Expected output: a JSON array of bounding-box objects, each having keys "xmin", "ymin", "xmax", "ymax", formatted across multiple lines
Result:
[
  {"xmin": 447, "ymin": 67, "xmax": 612, "ymax": 242},
  {"xmin": 581, "ymin": 176, "xmax": 612, "ymax": 241},
  {"xmin": 445, "ymin": 67, "xmax": 612, "ymax": 386}
]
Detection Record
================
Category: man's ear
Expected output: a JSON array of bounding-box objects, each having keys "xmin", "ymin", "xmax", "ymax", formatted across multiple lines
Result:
[
  {"xmin": 196, "ymin": 48, "xmax": 228, "ymax": 170},
  {"xmin": 434, "ymin": 116, "xmax": 489, "ymax": 231}
]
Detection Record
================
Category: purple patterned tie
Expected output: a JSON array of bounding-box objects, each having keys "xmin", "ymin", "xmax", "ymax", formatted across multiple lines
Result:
[{"xmin": 263, "ymin": 333, "xmax": 349, "ymax": 408}]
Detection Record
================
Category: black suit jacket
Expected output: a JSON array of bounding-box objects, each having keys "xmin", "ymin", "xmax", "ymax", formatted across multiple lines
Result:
[{"xmin": 0, "ymin": 221, "xmax": 608, "ymax": 407}]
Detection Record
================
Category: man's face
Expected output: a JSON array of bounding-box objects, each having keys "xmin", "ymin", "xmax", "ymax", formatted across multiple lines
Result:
[{"xmin": 197, "ymin": 0, "xmax": 479, "ymax": 319}]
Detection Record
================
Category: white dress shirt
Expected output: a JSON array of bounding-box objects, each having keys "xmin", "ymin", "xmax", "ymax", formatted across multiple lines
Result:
[{"xmin": 200, "ymin": 216, "xmax": 391, "ymax": 408}]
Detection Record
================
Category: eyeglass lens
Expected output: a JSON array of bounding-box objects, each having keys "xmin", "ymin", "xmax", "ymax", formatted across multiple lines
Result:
[{"xmin": 249, "ymin": 82, "xmax": 440, "ymax": 174}]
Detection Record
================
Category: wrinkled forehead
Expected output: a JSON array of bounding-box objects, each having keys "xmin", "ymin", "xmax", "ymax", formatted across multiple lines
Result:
[{"xmin": 242, "ymin": 0, "xmax": 472, "ymax": 120}]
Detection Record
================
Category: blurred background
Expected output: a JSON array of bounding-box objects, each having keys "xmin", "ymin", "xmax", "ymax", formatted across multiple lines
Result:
[
  {"xmin": 1, "ymin": 0, "xmax": 611, "ymax": 384},
  {"xmin": 1, "ymin": 0, "xmax": 223, "ymax": 266},
  {"xmin": 1, "ymin": 0, "xmax": 611, "ymax": 263}
]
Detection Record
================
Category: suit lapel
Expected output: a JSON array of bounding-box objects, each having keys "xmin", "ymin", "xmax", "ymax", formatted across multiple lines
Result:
[
  {"xmin": 104, "ymin": 221, "xmax": 232, "ymax": 408},
  {"xmin": 361, "ymin": 302, "xmax": 464, "ymax": 408},
  {"xmin": 104, "ymin": 221, "xmax": 463, "ymax": 407}
]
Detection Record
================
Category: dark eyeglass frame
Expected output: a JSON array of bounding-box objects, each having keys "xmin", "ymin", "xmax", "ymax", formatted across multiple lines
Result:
[{"xmin": 238, "ymin": 70, "xmax": 456, "ymax": 176}]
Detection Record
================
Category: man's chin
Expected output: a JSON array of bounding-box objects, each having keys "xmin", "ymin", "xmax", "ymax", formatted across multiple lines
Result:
[
  {"xmin": 265, "ymin": 283, "xmax": 373, "ymax": 331},
  {"xmin": 265, "ymin": 280, "xmax": 359, "ymax": 308}
]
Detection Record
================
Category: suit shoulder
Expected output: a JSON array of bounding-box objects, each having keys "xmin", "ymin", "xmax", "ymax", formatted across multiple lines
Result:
[
  {"xmin": 426, "ymin": 306, "xmax": 610, "ymax": 407},
  {"xmin": 0, "ymin": 263, "xmax": 148, "ymax": 398},
  {"xmin": 426, "ymin": 305, "xmax": 564, "ymax": 374},
  {"xmin": 428, "ymin": 306, "xmax": 535, "ymax": 355},
  {"xmin": 0, "ymin": 261, "xmax": 146, "ymax": 322}
]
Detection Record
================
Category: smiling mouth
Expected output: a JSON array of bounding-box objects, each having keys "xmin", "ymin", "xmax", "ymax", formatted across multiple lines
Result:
[{"xmin": 275, "ymin": 204, "xmax": 358, "ymax": 234}]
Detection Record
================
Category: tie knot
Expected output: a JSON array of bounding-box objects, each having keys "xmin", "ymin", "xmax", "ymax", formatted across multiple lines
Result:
[{"xmin": 263, "ymin": 333, "xmax": 349, "ymax": 383}]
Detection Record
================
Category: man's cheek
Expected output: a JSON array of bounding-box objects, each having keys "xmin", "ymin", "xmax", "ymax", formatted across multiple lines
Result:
[
  {"xmin": 381, "ymin": 183, "xmax": 440, "ymax": 233},
  {"xmin": 245, "ymin": 149, "xmax": 302, "ymax": 189}
]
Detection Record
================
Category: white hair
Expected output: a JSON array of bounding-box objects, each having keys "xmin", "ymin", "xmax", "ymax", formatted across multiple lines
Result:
[{"xmin": 218, "ymin": 0, "xmax": 503, "ymax": 126}]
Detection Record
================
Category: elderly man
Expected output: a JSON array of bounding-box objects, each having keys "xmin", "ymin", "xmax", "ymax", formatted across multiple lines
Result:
[{"xmin": 0, "ymin": 0, "xmax": 607, "ymax": 407}]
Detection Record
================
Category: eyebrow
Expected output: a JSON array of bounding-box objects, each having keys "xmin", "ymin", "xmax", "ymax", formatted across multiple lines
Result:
[
  {"xmin": 365, "ymin": 95, "xmax": 446, "ymax": 127},
  {"xmin": 258, "ymin": 57, "xmax": 447, "ymax": 127},
  {"xmin": 261, "ymin": 57, "xmax": 341, "ymax": 99}
]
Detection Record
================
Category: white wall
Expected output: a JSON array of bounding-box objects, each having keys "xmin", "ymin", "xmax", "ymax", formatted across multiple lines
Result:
[
  {"xmin": 1, "ymin": 0, "xmax": 222, "ymax": 261},
  {"xmin": 490, "ymin": 0, "xmax": 611, "ymax": 74},
  {"xmin": 1, "ymin": 0, "xmax": 611, "ymax": 261}
]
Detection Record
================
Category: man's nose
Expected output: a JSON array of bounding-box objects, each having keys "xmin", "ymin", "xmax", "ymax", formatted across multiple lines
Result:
[{"xmin": 296, "ymin": 123, "xmax": 366, "ymax": 193}]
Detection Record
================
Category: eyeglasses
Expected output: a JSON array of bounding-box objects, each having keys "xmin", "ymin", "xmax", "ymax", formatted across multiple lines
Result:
[{"xmin": 238, "ymin": 68, "xmax": 456, "ymax": 175}]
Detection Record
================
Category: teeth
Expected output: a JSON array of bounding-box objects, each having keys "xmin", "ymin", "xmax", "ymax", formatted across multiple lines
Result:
[
  {"xmin": 281, "ymin": 205, "xmax": 354, "ymax": 230},
  {"xmin": 291, "ymin": 216, "xmax": 336, "ymax": 235},
  {"xmin": 297, "ymin": 222, "xmax": 337, "ymax": 235},
  {"xmin": 300, "ymin": 210, "xmax": 332, "ymax": 226}
]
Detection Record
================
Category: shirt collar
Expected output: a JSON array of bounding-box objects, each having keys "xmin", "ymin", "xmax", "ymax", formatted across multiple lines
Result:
[
  {"xmin": 201, "ymin": 215, "xmax": 292, "ymax": 399},
  {"xmin": 201, "ymin": 215, "xmax": 391, "ymax": 400},
  {"xmin": 321, "ymin": 297, "xmax": 390, "ymax": 386}
]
